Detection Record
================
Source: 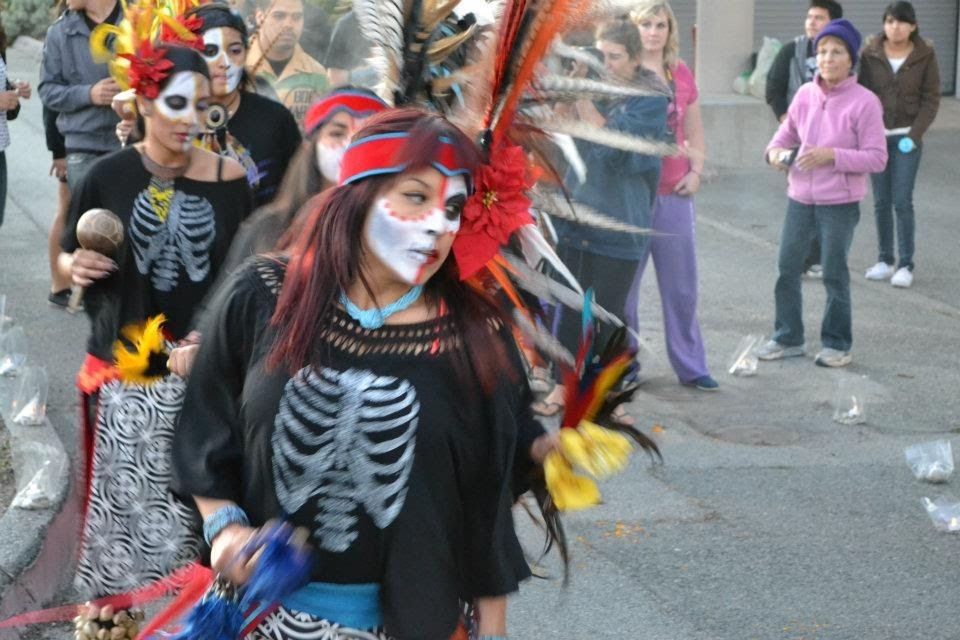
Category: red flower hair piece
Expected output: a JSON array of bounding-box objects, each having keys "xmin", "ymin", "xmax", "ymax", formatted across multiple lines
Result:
[
  {"xmin": 160, "ymin": 15, "xmax": 205, "ymax": 51},
  {"xmin": 454, "ymin": 142, "xmax": 535, "ymax": 279},
  {"xmin": 119, "ymin": 41, "xmax": 174, "ymax": 99}
]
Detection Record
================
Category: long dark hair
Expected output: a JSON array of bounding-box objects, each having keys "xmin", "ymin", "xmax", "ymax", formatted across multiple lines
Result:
[
  {"xmin": 268, "ymin": 108, "xmax": 513, "ymax": 394},
  {"xmin": 883, "ymin": 1, "xmax": 921, "ymax": 42}
]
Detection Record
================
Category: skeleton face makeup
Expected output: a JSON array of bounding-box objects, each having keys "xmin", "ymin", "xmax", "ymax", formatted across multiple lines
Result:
[
  {"xmin": 315, "ymin": 111, "xmax": 366, "ymax": 185},
  {"xmin": 365, "ymin": 172, "xmax": 469, "ymax": 286},
  {"xmin": 317, "ymin": 142, "xmax": 346, "ymax": 183},
  {"xmin": 151, "ymin": 71, "xmax": 209, "ymax": 151},
  {"xmin": 201, "ymin": 27, "xmax": 245, "ymax": 96}
]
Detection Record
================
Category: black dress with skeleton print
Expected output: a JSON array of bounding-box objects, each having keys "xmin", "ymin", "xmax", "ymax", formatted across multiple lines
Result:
[
  {"xmin": 61, "ymin": 145, "xmax": 253, "ymax": 360},
  {"xmin": 171, "ymin": 256, "xmax": 543, "ymax": 640}
]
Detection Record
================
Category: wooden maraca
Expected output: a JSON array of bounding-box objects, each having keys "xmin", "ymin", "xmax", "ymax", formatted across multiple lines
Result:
[{"xmin": 68, "ymin": 208, "xmax": 125, "ymax": 314}]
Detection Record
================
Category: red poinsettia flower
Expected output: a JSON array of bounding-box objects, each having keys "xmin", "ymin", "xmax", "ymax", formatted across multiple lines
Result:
[
  {"xmin": 119, "ymin": 42, "xmax": 174, "ymax": 100},
  {"xmin": 160, "ymin": 15, "xmax": 205, "ymax": 51},
  {"xmin": 454, "ymin": 142, "xmax": 535, "ymax": 279}
]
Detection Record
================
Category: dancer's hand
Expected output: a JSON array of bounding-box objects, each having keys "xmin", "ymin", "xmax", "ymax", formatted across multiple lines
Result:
[
  {"xmin": 210, "ymin": 524, "xmax": 260, "ymax": 586},
  {"xmin": 70, "ymin": 249, "xmax": 118, "ymax": 287},
  {"xmin": 530, "ymin": 432, "xmax": 560, "ymax": 464},
  {"xmin": 167, "ymin": 344, "xmax": 200, "ymax": 377}
]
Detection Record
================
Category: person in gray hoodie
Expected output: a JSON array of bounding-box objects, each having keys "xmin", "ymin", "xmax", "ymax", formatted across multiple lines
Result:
[{"xmin": 38, "ymin": 0, "xmax": 122, "ymax": 194}]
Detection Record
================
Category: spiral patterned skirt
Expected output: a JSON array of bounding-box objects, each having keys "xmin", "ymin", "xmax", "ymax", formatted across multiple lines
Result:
[{"xmin": 75, "ymin": 376, "xmax": 202, "ymax": 597}]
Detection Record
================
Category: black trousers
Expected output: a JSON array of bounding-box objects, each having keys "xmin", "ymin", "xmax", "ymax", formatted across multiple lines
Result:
[{"xmin": 552, "ymin": 245, "xmax": 639, "ymax": 366}]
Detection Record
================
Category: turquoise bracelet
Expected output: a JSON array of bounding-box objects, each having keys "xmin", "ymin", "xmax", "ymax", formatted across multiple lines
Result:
[{"xmin": 203, "ymin": 504, "xmax": 250, "ymax": 546}]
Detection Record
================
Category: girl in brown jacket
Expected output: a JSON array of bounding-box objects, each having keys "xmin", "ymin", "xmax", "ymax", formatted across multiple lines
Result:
[{"xmin": 859, "ymin": 1, "xmax": 940, "ymax": 288}]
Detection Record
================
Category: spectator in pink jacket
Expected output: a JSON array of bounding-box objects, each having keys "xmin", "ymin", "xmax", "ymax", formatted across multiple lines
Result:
[{"xmin": 758, "ymin": 19, "xmax": 887, "ymax": 368}]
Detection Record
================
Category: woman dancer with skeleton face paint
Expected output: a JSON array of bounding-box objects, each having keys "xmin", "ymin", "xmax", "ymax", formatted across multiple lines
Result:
[
  {"xmin": 185, "ymin": 3, "xmax": 302, "ymax": 206},
  {"xmin": 57, "ymin": 42, "xmax": 254, "ymax": 609},
  {"xmin": 172, "ymin": 109, "xmax": 548, "ymax": 640},
  {"xmin": 219, "ymin": 87, "xmax": 387, "ymax": 271}
]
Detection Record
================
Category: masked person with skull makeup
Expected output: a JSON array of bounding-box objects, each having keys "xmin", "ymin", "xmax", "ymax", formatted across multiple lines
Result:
[
  {"xmin": 184, "ymin": 2, "xmax": 302, "ymax": 207},
  {"xmin": 171, "ymin": 108, "xmax": 547, "ymax": 640},
  {"xmin": 219, "ymin": 87, "xmax": 388, "ymax": 271},
  {"xmin": 57, "ymin": 22, "xmax": 253, "ymax": 604}
]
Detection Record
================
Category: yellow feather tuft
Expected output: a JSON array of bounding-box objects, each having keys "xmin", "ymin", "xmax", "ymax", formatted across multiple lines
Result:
[{"xmin": 113, "ymin": 314, "xmax": 169, "ymax": 385}]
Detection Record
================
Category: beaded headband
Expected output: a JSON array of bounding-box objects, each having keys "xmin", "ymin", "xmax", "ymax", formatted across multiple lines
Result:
[{"xmin": 338, "ymin": 132, "xmax": 473, "ymax": 190}]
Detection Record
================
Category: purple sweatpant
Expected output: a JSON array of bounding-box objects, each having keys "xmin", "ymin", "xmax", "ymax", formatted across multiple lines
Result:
[{"xmin": 624, "ymin": 193, "xmax": 710, "ymax": 383}]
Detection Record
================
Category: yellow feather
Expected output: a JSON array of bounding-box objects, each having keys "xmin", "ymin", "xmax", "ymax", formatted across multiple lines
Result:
[
  {"xmin": 90, "ymin": 24, "xmax": 125, "ymax": 63},
  {"xmin": 113, "ymin": 314, "xmax": 169, "ymax": 385}
]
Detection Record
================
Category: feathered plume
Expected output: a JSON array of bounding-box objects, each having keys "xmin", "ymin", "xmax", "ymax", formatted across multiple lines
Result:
[
  {"xmin": 530, "ymin": 187, "xmax": 655, "ymax": 235},
  {"xmin": 113, "ymin": 314, "xmax": 170, "ymax": 384},
  {"xmin": 532, "ymin": 73, "xmax": 670, "ymax": 102},
  {"xmin": 526, "ymin": 116, "xmax": 680, "ymax": 158}
]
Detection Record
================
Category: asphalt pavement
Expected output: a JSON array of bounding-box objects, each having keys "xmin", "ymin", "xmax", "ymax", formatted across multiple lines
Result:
[{"xmin": 2, "ymin": 39, "xmax": 960, "ymax": 640}]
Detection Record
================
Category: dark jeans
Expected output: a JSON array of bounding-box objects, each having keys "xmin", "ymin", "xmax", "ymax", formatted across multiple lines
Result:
[
  {"xmin": 0, "ymin": 151, "xmax": 6, "ymax": 228},
  {"xmin": 66, "ymin": 151, "xmax": 106, "ymax": 196},
  {"xmin": 773, "ymin": 199, "xmax": 860, "ymax": 352},
  {"xmin": 871, "ymin": 135, "xmax": 922, "ymax": 271},
  {"xmin": 553, "ymin": 245, "xmax": 639, "ymax": 370}
]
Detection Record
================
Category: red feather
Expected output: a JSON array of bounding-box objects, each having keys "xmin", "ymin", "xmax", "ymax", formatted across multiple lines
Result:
[{"xmin": 136, "ymin": 563, "xmax": 214, "ymax": 639}]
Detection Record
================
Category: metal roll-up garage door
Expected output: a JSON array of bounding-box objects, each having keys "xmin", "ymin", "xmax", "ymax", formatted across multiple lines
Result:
[{"xmin": 754, "ymin": 0, "xmax": 958, "ymax": 95}]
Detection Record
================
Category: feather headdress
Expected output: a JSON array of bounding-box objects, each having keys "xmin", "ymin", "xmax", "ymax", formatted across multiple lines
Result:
[{"xmin": 90, "ymin": 0, "xmax": 203, "ymax": 97}]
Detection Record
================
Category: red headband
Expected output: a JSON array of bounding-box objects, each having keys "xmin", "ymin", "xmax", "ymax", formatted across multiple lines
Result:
[
  {"xmin": 304, "ymin": 92, "xmax": 388, "ymax": 135},
  {"xmin": 338, "ymin": 132, "xmax": 473, "ymax": 188}
]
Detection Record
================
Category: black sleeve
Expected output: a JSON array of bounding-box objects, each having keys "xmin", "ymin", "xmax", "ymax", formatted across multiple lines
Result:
[
  {"xmin": 765, "ymin": 42, "xmax": 795, "ymax": 120},
  {"xmin": 171, "ymin": 264, "xmax": 264, "ymax": 502},
  {"xmin": 43, "ymin": 105, "xmax": 66, "ymax": 158},
  {"xmin": 459, "ymin": 330, "xmax": 536, "ymax": 599}
]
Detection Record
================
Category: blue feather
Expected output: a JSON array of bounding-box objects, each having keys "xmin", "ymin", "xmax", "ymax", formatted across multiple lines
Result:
[
  {"xmin": 239, "ymin": 523, "xmax": 313, "ymax": 609},
  {"xmin": 165, "ymin": 586, "xmax": 244, "ymax": 640}
]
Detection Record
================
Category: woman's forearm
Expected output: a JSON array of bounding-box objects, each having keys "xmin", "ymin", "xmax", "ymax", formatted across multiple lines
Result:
[
  {"xmin": 683, "ymin": 102, "xmax": 706, "ymax": 174},
  {"xmin": 476, "ymin": 596, "xmax": 508, "ymax": 636}
]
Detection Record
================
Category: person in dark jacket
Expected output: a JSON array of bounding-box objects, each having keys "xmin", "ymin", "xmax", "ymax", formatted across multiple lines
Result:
[
  {"xmin": 858, "ymin": 1, "xmax": 940, "ymax": 289},
  {"xmin": 545, "ymin": 18, "xmax": 667, "ymax": 418},
  {"xmin": 38, "ymin": 0, "xmax": 122, "ymax": 196},
  {"xmin": 764, "ymin": 0, "xmax": 843, "ymax": 278}
]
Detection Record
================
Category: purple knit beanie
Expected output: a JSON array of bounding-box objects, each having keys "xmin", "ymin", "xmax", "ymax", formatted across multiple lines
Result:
[{"xmin": 815, "ymin": 18, "xmax": 862, "ymax": 67}]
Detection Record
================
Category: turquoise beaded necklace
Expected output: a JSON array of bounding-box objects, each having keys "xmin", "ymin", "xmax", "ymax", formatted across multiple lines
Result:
[{"xmin": 339, "ymin": 285, "xmax": 425, "ymax": 330}]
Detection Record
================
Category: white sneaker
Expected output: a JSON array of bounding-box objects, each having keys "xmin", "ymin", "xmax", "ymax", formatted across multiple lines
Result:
[
  {"xmin": 756, "ymin": 340, "xmax": 806, "ymax": 361},
  {"xmin": 865, "ymin": 262, "xmax": 895, "ymax": 280},
  {"xmin": 815, "ymin": 348, "xmax": 852, "ymax": 368},
  {"xmin": 890, "ymin": 267, "xmax": 914, "ymax": 288},
  {"xmin": 804, "ymin": 264, "xmax": 823, "ymax": 278}
]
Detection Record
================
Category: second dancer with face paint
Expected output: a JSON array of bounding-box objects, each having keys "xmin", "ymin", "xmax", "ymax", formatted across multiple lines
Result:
[
  {"xmin": 185, "ymin": 3, "xmax": 302, "ymax": 206},
  {"xmin": 57, "ymin": 40, "xmax": 254, "ymax": 607}
]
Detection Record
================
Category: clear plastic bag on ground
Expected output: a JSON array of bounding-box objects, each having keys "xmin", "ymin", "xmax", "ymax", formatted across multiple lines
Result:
[
  {"xmin": 727, "ymin": 334, "xmax": 764, "ymax": 377},
  {"xmin": 905, "ymin": 440, "xmax": 954, "ymax": 483},
  {"xmin": 11, "ymin": 440, "xmax": 66, "ymax": 510},
  {"xmin": 922, "ymin": 495, "xmax": 960, "ymax": 532},
  {"xmin": 0, "ymin": 324, "xmax": 28, "ymax": 376},
  {"xmin": 832, "ymin": 377, "xmax": 866, "ymax": 425},
  {"xmin": 11, "ymin": 365, "xmax": 48, "ymax": 425}
]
